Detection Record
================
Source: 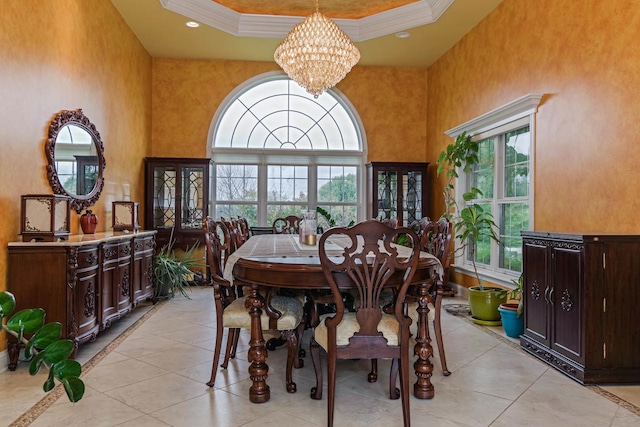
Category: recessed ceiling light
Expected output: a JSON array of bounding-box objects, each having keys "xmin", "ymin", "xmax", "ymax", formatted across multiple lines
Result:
[
  {"xmin": 395, "ymin": 32, "xmax": 410, "ymax": 39},
  {"xmin": 186, "ymin": 21, "xmax": 200, "ymax": 28}
]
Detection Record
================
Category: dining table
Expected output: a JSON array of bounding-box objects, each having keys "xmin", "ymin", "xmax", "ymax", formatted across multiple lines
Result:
[{"xmin": 223, "ymin": 233, "xmax": 444, "ymax": 404}]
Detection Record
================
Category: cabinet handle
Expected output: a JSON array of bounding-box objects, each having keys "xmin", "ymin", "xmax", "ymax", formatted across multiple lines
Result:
[
  {"xmin": 544, "ymin": 286, "xmax": 550, "ymax": 304},
  {"xmin": 549, "ymin": 287, "xmax": 554, "ymax": 305}
]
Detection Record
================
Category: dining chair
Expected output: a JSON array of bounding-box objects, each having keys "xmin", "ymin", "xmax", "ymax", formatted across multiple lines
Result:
[
  {"xmin": 237, "ymin": 216, "xmax": 251, "ymax": 241},
  {"xmin": 371, "ymin": 216, "xmax": 453, "ymax": 378},
  {"xmin": 203, "ymin": 217, "xmax": 306, "ymax": 393},
  {"xmin": 411, "ymin": 216, "xmax": 452, "ymax": 376},
  {"xmin": 310, "ymin": 220, "xmax": 420, "ymax": 427},
  {"xmin": 272, "ymin": 215, "xmax": 301, "ymax": 234},
  {"xmin": 220, "ymin": 217, "xmax": 244, "ymax": 252}
]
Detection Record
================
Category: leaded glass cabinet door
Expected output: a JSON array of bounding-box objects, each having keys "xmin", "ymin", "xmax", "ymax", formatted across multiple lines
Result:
[
  {"xmin": 366, "ymin": 162, "xmax": 429, "ymax": 226},
  {"xmin": 145, "ymin": 157, "xmax": 211, "ymax": 250}
]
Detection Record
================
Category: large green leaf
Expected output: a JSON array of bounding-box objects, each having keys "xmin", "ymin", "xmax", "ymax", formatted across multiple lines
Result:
[
  {"xmin": 62, "ymin": 377, "xmax": 85, "ymax": 402},
  {"xmin": 7, "ymin": 308, "xmax": 45, "ymax": 334},
  {"xmin": 0, "ymin": 291, "xmax": 16, "ymax": 319},
  {"xmin": 43, "ymin": 369, "xmax": 56, "ymax": 392},
  {"xmin": 42, "ymin": 340, "xmax": 75, "ymax": 364},
  {"xmin": 25, "ymin": 322, "xmax": 62, "ymax": 359},
  {"xmin": 52, "ymin": 359, "xmax": 82, "ymax": 381},
  {"xmin": 29, "ymin": 351, "xmax": 46, "ymax": 375}
]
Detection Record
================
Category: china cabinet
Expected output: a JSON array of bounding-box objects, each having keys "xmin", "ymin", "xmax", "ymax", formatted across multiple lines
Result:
[
  {"xmin": 7, "ymin": 231, "xmax": 156, "ymax": 369},
  {"xmin": 366, "ymin": 162, "xmax": 429, "ymax": 226},
  {"xmin": 144, "ymin": 157, "xmax": 211, "ymax": 250},
  {"xmin": 521, "ymin": 231, "xmax": 640, "ymax": 384}
]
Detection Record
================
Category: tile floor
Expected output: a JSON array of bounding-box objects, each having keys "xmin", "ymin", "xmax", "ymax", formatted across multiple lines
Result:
[{"xmin": 2, "ymin": 287, "xmax": 640, "ymax": 427}]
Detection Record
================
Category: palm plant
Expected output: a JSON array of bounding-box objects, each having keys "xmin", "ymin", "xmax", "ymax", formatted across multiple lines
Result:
[{"xmin": 153, "ymin": 238, "xmax": 204, "ymax": 299}]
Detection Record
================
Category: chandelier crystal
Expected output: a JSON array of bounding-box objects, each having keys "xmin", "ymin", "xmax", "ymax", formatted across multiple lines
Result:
[{"xmin": 274, "ymin": 10, "xmax": 360, "ymax": 98}]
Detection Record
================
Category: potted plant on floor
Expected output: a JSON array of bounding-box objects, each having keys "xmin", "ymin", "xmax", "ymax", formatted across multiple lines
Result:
[
  {"xmin": 153, "ymin": 235, "xmax": 204, "ymax": 301},
  {"xmin": 437, "ymin": 132, "xmax": 506, "ymax": 324},
  {"xmin": 498, "ymin": 273, "xmax": 524, "ymax": 337}
]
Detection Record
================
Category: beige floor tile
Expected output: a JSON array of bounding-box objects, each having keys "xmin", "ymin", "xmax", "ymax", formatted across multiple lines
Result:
[
  {"xmin": 29, "ymin": 386, "xmax": 146, "ymax": 427},
  {"xmin": 611, "ymin": 406, "xmax": 640, "ymax": 426},
  {"xmin": 137, "ymin": 343, "xmax": 213, "ymax": 372},
  {"xmin": 150, "ymin": 389, "xmax": 278, "ymax": 427},
  {"xmin": 104, "ymin": 372, "xmax": 208, "ymax": 414},
  {"xmin": 491, "ymin": 369, "xmax": 620, "ymax": 427},
  {"xmin": 83, "ymin": 358, "xmax": 169, "ymax": 392}
]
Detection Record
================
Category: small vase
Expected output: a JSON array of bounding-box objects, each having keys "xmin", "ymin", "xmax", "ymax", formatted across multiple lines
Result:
[{"xmin": 80, "ymin": 210, "xmax": 98, "ymax": 234}]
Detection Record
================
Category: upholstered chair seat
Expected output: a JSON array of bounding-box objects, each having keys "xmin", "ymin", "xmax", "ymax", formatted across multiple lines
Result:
[{"xmin": 223, "ymin": 295, "xmax": 304, "ymax": 330}]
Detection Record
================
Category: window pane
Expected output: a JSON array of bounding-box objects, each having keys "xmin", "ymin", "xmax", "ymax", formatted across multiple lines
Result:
[
  {"xmin": 267, "ymin": 165, "xmax": 308, "ymax": 202},
  {"xmin": 465, "ymin": 203, "xmax": 492, "ymax": 266},
  {"xmin": 499, "ymin": 202, "xmax": 528, "ymax": 272},
  {"xmin": 216, "ymin": 164, "xmax": 258, "ymax": 201},
  {"xmin": 215, "ymin": 204, "xmax": 258, "ymax": 226},
  {"xmin": 267, "ymin": 205, "xmax": 307, "ymax": 227},
  {"xmin": 317, "ymin": 166, "xmax": 357, "ymax": 203},
  {"xmin": 471, "ymin": 138, "xmax": 494, "ymax": 198},
  {"xmin": 317, "ymin": 205, "xmax": 357, "ymax": 229},
  {"xmin": 504, "ymin": 127, "xmax": 530, "ymax": 198},
  {"xmin": 215, "ymin": 79, "xmax": 360, "ymax": 151}
]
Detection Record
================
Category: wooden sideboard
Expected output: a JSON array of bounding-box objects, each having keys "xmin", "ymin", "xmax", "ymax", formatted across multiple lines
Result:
[
  {"xmin": 6, "ymin": 231, "xmax": 156, "ymax": 370},
  {"xmin": 521, "ymin": 231, "xmax": 640, "ymax": 384}
]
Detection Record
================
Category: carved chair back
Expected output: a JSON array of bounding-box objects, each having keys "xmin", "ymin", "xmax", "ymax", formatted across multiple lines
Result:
[
  {"xmin": 318, "ymin": 219, "xmax": 420, "ymax": 353},
  {"xmin": 272, "ymin": 215, "xmax": 301, "ymax": 234}
]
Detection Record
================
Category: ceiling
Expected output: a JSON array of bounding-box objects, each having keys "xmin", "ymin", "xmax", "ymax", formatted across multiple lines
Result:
[{"xmin": 111, "ymin": 0, "xmax": 504, "ymax": 68}]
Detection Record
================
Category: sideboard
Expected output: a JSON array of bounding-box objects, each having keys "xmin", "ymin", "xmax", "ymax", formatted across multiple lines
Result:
[
  {"xmin": 521, "ymin": 231, "xmax": 640, "ymax": 384},
  {"xmin": 6, "ymin": 230, "xmax": 156, "ymax": 370}
]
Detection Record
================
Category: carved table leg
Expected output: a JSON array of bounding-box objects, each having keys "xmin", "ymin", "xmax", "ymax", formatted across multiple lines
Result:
[
  {"xmin": 413, "ymin": 283, "xmax": 435, "ymax": 399},
  {"xmin": 7, "ymin": 338, "xmax": 19, "ymax": 371},
  {"xmin": 246, "ymin": 284, "xmax": 270, "ymax": 403}
]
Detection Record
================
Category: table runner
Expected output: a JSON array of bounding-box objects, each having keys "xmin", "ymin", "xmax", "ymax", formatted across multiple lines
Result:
[{"xmin": 223, "ymin": 234, "xmax": 443, "ymax": 284}]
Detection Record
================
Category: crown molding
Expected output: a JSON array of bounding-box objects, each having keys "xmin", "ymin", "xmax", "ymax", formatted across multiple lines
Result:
[
  {"xmin": 160, "ymin": 0, "xmax": 455, "ymax": 42},
  {"xmin": 445, "ymin": 93, "xmax": 545, "ymax": 138}
]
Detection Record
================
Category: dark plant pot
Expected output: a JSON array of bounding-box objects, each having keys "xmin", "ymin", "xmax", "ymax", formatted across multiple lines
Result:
[
  {"xmin": 154, "ymin": 281, "xmax": 172, "ymax": 301},
  {"xmin": 468, "ymin": 286, "xmax": 506, "ymax": 322},
  {"xmin": 498, "ymin": 303, "xmax": 524, "ymax": 338}
]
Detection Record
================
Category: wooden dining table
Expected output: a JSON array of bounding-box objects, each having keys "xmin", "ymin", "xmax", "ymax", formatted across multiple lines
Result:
[{"xmin": 223, "ymin": 233, "xmax": 443, "ymax": 404}]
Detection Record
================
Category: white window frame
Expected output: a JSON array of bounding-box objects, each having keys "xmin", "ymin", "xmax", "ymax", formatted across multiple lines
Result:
[
  {"xmin": 207, "ymin": 71, "xmax": 368, "ymax": 227},
  {"xmin": 445, "ymin": 93, "xmax": 543, "ymax": 287}
]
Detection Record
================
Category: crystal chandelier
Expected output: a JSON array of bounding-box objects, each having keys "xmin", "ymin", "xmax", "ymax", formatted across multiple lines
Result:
[{"xmin": 274, "ymin": 5, "xmax": 360, "ymax": 98}]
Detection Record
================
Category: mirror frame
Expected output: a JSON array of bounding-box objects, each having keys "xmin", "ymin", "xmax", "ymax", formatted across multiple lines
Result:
[{"xmin": 45, "ymin": 109, "xmax": 106, "ymax": 213}]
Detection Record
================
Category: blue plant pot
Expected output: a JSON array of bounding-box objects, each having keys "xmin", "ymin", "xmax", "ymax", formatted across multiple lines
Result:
[{"xmin": 498, "ymin": 303, "xmax": 524, "ymax": 338}]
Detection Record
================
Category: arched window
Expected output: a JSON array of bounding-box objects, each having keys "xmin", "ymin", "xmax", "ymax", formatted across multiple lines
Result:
[{"xmin": 208, "ymin": 72, "xmax": 366, "ymax": 228}]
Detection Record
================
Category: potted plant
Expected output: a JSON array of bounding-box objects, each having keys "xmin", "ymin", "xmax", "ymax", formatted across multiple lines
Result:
[
  {"xmin": 0, "ymin": 291, "xmax": 84, "ymax": 402},
  {"xmin": 498, "ymin": 273, "xmax": 524, "ymax": 337},
  {"xmin": 437, "ymin": 132, "xmax": 506, "ymax": 323},
  {"xmin": 316, "ymin": 206, "xmax": 354, "ymax": 233},
  {"xmin": 153, "ymin": 238, "xmax": 204, "ymax": 301}
]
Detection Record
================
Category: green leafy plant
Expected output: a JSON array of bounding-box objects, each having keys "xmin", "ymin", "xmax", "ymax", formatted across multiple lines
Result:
[
  {"xmin": 437, "ymin": 131, "xmax": 502, "ymax": 290},
  {"xmin": 153, "ymin": 239, "xmax": 204, "ymax": 299},
  {"xmin": 437, "ymin": 131, "xmax": 483, "ymax": 221},
  {"xmin": 0, "ymin": 291, "xmax": 84, "ymax": 402},
  {"xmin": 316, "ymin": 207, "xmax": 354, "ymax": 232},
  {"xmin": 499, "ymin": 273, "xmax": 523, "ymax": 317}
]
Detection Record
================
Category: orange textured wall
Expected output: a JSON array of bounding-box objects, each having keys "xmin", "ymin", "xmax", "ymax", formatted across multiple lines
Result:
[
  {"xmin": 151, "ymin": 59, "xmax": 427, "ymax": 162},
  {"xmin": 0, "ymin": 1, "xmax": 151, "ymax": 351},
  {"xmin": 427, "ymin": 0, "xmax": 640, "ymax": 232}
]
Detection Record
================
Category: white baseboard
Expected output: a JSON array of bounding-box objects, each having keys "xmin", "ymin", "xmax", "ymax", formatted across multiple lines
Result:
[
  {"xmin": 0, "ymin": 349, "xmax": 8, "ymax": 374},
  {"xmin": 447, "ymin": 281, "xmax": 469, "ymax": 299}
]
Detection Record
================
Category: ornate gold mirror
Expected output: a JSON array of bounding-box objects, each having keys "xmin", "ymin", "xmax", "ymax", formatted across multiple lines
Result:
[{"xmin": 45, "ymin": 109, "xmax": 106, "ymax": 213}]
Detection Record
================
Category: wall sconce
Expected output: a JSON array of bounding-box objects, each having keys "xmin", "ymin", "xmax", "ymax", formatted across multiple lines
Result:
[
  {"xmin": 20, "ymin": 194, "xmax": 71, "ymax": 242},
  {"xmin": 112, "ymin": 201, "xmax": 139, "ymax": 232}
]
